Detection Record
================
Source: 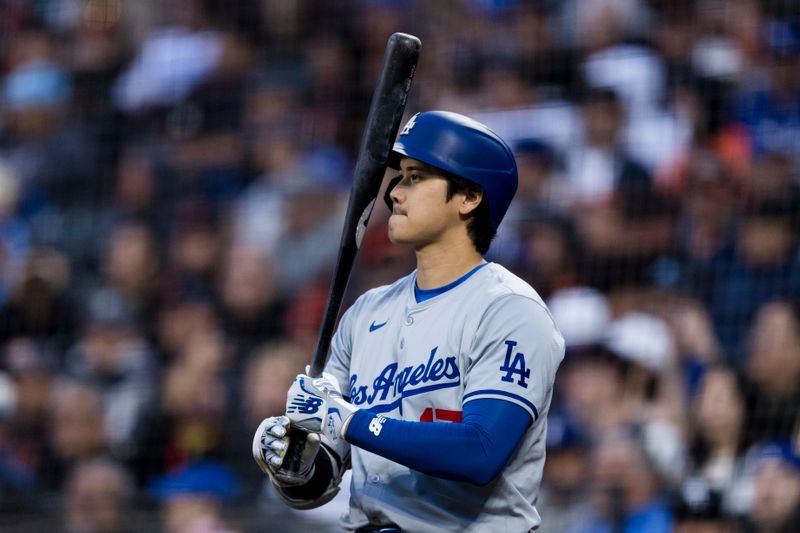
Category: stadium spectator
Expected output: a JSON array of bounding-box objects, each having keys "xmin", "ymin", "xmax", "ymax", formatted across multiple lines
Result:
[
  {"xmin": 166, "ymin": 197, "xmax": 224, "ymax": 299},
  {"xmin": 563, "ymin": 88, "xmax": 672, "ymax": 290},
  {"xmin": 558, "ymin": 345, "xmax": 630, "ymax": 441},
  {"xmin": 1, "ymin": 337, "xmax": 52, "ymax": 505},
  {"xmin": 112, "ymin": 144, "xmax": 174, "ymax": 237},
  {"xmin": 42, "ymin": 381, "xmax": 109, "ymax": 491},
  {"xmin": 240, "ymin": 342, "xmax": 305, "ymax": 433},
  {"xmin": 685, "ymin": 364, "xmax": 751, "ymax": 515},
  {"xmin": 675, "ymin": 150, "xmax": 739, "ymax": 269},
  {"xmin": 672, "ymin": 478, "xmax": 743, "ymax": 533},
  {"xmin": 524, "ymin": 213, "xmax": 582, "ymax": 296},
  {"xmin": 605, "ymin": 312, "xmax": 688, "ymax": 484},
  {"xmin": 744, "ymin": 441, "xmax": 800, "ymax": 533},
  {"xmin": 217, "ymin": 244, "xmax": 284, "ymax": 358},
  {"xmin": 0, "ymin": 247, "xmax": 75, "ymax": 353},
  {"xmin": 149, "ymin": 459, "xmax": 241, "ymax": 533},
  {"xmin": 64, "ymin": 457, "xmax": 134, "ymax": 533},
  {"xmin": 96, "ymin": 219, "xmax": 163, "ymax": 347},
  {"xmin": 155, "ymin": 289, "xmax": 218, "ymax": 363},
  {"xmin": 64, "ymin": 287, "xmax": 156, "ymax": 458},
  {"xmin": 742, "ymin": 301, "xmax": 800, "ymax": 446},
  {"xmin": 703, "ymin": 197, "xmax": 800, "ymax": 361},
  {"xmin": 127, "ymin": 329, "xmax": 235, "ymax": 487},
  {"xmin": 537, "ymin": 412, "xmax": 592, "ymax": 533},
  {"xmin": 574, "ymin": 429, "xmax": 674, "ymax": 533}
]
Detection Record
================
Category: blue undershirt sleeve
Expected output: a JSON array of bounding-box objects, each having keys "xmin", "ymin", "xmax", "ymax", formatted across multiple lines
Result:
[{"xmin": 344, "ymin": 398, "xmax": 531, "ymax": 486}]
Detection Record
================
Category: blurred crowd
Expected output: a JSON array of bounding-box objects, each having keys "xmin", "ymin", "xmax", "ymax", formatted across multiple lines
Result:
[{"xmin": 0, "ymin": 0, "xmax": 799, "ymax": 532}]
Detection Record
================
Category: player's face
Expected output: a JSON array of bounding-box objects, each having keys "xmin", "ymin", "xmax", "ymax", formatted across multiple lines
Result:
[{"xmin": 387, "ymin": 157, "xmax": 469, "ymax": 249}]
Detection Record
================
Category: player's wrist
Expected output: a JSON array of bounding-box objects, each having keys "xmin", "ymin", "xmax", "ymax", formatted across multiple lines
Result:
[
  {"xmin": 329, "ymin": 395, "xmax": 359, "ymax": 439},
  {"xmin": 340, "ymin": 409, "xmax": 357, "ymax": 439}
]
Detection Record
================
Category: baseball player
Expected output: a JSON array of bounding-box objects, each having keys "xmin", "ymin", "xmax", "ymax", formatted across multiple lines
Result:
[{"xmin": 253, "ymin": 111, "xmax": 565, "ymax": 532}]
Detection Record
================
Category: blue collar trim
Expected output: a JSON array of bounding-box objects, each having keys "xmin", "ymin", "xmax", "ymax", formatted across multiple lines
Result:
[{"xmin": 414, "ymin": 262, "xmax": 489, "ymax": 303}]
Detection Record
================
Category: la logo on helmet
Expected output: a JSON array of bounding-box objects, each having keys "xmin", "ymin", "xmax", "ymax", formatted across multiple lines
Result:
[{"xmin": 400, "ymin": 113, "xmax": 419, "ymax": 136}]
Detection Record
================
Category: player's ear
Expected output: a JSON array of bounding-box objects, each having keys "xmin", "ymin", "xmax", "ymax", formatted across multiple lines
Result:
[{"xmin": 458, "ymin": 189, "xmax": 483, "ymax": 217}]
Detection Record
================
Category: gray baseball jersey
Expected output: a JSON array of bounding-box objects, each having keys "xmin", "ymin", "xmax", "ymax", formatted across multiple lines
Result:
[{"xmin": 325, "ymin": 263, "xmax": 565, "ymax": 532}]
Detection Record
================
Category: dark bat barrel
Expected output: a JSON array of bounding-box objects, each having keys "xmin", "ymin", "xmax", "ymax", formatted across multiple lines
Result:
[{"xmin": 308, "ymin": 33, "xmax": 421, "ymax": 378}]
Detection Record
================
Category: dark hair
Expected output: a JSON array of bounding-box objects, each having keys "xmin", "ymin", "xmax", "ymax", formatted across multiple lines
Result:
[
  {"xmin": 688, "ymin": 364, "xmax": 749, "ymax": 466},
  {"xmin": 444, "ymin": 172, "xmax": 496, "ymax": 255}
]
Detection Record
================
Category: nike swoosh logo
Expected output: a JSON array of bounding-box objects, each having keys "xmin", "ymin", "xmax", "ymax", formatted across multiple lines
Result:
[{"xmin": 369, "ymin": 320, "xmax": 388, "ymax": 332}]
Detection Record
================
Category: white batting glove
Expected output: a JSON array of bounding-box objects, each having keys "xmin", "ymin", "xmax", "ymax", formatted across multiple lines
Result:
[
  {"xmin": 252, "ymin": 415, "xmax": 321, "ymax": 487},
  {"xmin": 286, "ymin": 372, "xmax": 358, "ymax": 462}
]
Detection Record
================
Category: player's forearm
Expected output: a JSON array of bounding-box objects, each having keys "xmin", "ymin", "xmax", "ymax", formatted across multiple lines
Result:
[{"xmin": 344, "ymin": 399, "xmax": 529, "ymax": 486}]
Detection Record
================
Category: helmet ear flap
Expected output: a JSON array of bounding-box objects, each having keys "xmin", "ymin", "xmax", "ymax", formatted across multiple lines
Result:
[{"xmin": 383, "ymin": 175, "xmax": 402, "ymax": 212}]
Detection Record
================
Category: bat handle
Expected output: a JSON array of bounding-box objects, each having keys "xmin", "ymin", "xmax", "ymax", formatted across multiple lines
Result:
[
  {"xmin": 308, "ymin": 360, "xmax": 324, "ymax": 379},
  {"xmin": 281, "ymin": 426, "xmax": 311, "ymax": 475}
]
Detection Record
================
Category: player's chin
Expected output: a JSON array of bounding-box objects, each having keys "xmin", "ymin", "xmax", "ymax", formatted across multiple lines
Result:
[
  {"xmin": 388, "ymin": 213, "xmax": 405, "ymax": 230},
  {"xmin": 387, "ymin": 217, "xmax": 412, "ymax": 244}
]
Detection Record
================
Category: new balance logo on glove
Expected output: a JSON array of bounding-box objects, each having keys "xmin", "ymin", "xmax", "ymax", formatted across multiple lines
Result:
[{"xmin": 287, "ymin": 395, "xmax": 324, "ymax": 415}]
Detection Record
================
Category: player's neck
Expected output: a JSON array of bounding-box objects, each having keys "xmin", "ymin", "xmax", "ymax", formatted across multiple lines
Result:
[{"xmin": 414, "ymin": 239, "xmax": 484, "ymax": 290}]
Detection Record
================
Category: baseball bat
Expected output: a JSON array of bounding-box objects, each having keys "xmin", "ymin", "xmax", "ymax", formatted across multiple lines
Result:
[
  {"xmin": 308, "ymin": 33, "xmax": 421, "ymax": 378},
  {"xmin": 281, "ymin": 32, "xmax": 420, "ymax": 477}
]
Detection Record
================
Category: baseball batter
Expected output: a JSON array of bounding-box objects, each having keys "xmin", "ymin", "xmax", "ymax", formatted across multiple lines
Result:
[{"xmin": 253, "ymin": 111, "xmax": 565, "ymax": 532}]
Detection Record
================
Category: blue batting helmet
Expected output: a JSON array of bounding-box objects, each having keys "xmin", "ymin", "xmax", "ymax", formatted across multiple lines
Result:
[{"xmin": 387, "ymin": 111, "xmax": 518, "ymax": 230}]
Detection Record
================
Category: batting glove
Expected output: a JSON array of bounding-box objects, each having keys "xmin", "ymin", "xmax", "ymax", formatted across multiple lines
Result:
[
  {"xmin": 286, "ymin": 371, "xmax": 358, "ymax": 463},
  {"xmin": 252, "ymin": 415, "xmax": 321, "ymax": 487}
]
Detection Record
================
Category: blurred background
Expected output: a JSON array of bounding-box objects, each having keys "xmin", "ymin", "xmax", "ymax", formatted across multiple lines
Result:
[{"xmin": 0, "ymin": 0, "xmax": 799, "ymax": 532}]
